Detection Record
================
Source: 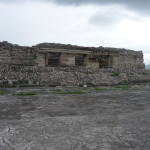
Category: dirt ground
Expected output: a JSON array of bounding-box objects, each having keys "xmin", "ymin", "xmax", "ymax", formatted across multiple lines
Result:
[{"xmin": 0, "ymin": 86, "xmax": 150, "ymax": 150}]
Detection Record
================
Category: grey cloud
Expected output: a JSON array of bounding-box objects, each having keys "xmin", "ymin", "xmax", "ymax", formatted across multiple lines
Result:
[
  {"xmin": 89, "ymin": 11, "xmax": 122, "ymax": 27},
  {"xmin": 51, "ymin": 0, "xmax": 150, "ymax": 13},
  {"xmin": 0, "ymin": 0, "xmax": 150, "ymax": 14},
  {"xmin": 89, "ymin": 8, "xmax": 142, "ymax": 27}
]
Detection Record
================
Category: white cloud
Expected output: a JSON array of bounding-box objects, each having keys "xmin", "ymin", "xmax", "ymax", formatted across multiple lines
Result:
[
  {"xmin": 0, "ymin": 2, "xmax": 95, "ymax": 45},
  {"xmin": 0, "ymin": 1, "xmax": 149, "ymax": 66},
  {"xmin": 116, "ymin": 19, "xmax": 150, "ymax": 44}
]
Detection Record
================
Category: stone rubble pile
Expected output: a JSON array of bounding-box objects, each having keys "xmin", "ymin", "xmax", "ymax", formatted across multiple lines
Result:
[{"xmin": 0, "ymin": 66, "xmax": 150, "ymax": 86}]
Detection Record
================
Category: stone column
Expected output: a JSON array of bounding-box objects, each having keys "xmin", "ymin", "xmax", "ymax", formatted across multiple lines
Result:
[{"xmin": 60, "ymin": 53, "xmax": 75, "ymax": 66}]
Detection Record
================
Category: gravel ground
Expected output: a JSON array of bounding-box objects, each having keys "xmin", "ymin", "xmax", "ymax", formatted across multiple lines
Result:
[{"xmin": 0, "ymin": 86, "xmax": 150, "ymax": 150}]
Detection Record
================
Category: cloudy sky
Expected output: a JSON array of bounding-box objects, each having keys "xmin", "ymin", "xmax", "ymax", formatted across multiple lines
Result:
[{"xmin": 0, "ymin": 0, "xmax": 150, "ymax": 64}]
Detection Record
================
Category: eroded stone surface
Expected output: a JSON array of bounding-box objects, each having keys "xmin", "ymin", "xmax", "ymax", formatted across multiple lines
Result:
[{"xmin": 0, "ymin": 86, "xmax": 150, "ymax": 150}]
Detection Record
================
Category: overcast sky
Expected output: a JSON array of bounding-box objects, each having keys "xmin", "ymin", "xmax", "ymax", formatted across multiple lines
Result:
[{"xmin": 0, "ymin": 0, "xmax": 150, "ymax": 64}]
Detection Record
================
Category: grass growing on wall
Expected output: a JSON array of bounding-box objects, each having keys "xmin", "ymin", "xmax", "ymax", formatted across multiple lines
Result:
[
  {"xmin": 111, "ymin": 72, "xmax": 120, "ymax": 77},
  {"xmin": 142, "ymin": 72, "xmax": 148, "ymax": 76},
  {"xmin": 11, "ymin": 66, "xmax": 18, "ymax": 72}
]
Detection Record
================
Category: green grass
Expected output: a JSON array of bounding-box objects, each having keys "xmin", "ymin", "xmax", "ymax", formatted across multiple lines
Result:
[
  {"xmin": 94, "ymin": 88, "xmax": 112, "ymax": 91},
  {"xmin": 13, "ymin": 92, "xmax": 37, "ymax": 96},
  {"xmin": 115, "ymin": 86, "xmax": 138, "ymax": 90},
  {"xmin": 54, "ymin": 87, "xmax": 113, "ymax": 94},
  {"xmin": 0, "ymin": 92, "xmax": 4, "ymax": 95},
  {"xmin": 53, "ymin": 85, "xmax": 139, "ymax": 95},
  {"xmin": 53, "ymin": 90, "xmax": 88, "ymax": 95},
  {"xmin": 94, "ymin": 87, "xmax": 138, "ymax": 91},
  {"xmin": 80, "ymin": 87, "xmax": 93, "ymax": 90}
]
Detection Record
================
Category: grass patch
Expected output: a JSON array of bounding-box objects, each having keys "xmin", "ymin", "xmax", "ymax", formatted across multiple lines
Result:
[
  {"xmin": 54, "ymin": 87, "xmax": 113, "ymax": 94},
  {"xmin": 53, "ymin": 90, "xmax": 88, "ymax": 95},
  {"xmin": 115, "ymin": 86, "xmax": 138, "ymax": 90},
  {"xmin": 80, "ymin": 87, "xmax": 93, "ymax": 90},
  {"xmin": 14, "ymin": 92, "xmax": 37, "ymax": 96},
  {"xmin": 0, "ymin": 92, "xmax": 4, "ymax": 95},
  {"xmin": 94, "ymin": 88, "xmax": 112, "ymax": 91}
]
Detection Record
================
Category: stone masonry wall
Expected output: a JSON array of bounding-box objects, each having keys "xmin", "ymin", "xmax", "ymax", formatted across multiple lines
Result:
[
  {"xmin": 0, "ymin": 66, "xmax": 150, "ymax": 86},
  {"xmin": 36, "ymin": 43, "xmax": 145, "ymax": 69},
  {"xmin": 112, "ymin": 51, "xmax": 144, "ymax": 69},
  {"xmin": 0, "ymin": 41, "xmax": 37, "ymax": 66},
  {"xmin": 0, "ymin": 41, "xmax": 145, "ymax": 69}
]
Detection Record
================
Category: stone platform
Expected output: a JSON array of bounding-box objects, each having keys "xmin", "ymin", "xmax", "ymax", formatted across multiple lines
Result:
[{"xmin": 0, "ymin": 86, "xmax": 150, "ymax": 150}]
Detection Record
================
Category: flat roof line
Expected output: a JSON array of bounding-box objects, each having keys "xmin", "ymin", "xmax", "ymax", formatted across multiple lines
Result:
[{"xmin": 38, "ymin": 48, "xmax": 92, "ymax": 54}]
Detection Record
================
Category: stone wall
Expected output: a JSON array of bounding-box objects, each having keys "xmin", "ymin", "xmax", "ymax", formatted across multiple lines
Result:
[
  {"xmin": 85, "ymin": 55, "xmax": 100, "ymax": 68},
  {"xmin": 60, "ymin": 53, "xmax": 75, "ymax": 66},
  {"xmin": 35, "ymin": 43, "xmax": 145, "ymax": 69},
  {"xmin": 0, "ymin": 41, "xmax": 145, "ymax": 69},
  {"xmin": 0, "ymin": 66, "xmax": 150, "ymax": 87},
  {"xmin": 112, "ymin": 50, "xmax": 144, "ymax": 69},
  {"xmin": 0, "ymin": 41, "xmax": 37, "ymax": 66},
  {"xmin": 35, "ymin": 53, "xmax": 46, "ymax": 66}
]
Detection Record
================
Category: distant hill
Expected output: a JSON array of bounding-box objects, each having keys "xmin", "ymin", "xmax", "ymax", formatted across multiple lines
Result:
[{"xmin": 146, "ymin": 64, "xmax": 150, "ymax": 70}]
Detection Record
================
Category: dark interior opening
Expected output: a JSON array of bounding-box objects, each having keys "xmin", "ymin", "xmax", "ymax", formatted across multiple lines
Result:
[
  {"xmin": 75, "ymin": 54, "xmax": 85, "ymax": 66},
  {"xmin": 48, "ymin": 52, "xmax": 60, "ymax": 66},
  {"xmin": 89, "ymin": 57, "xmax": 98, "ymax": 62},
  {"xmin": 98, "ymin": 55, "xmax": 109, "ymax": 68}
]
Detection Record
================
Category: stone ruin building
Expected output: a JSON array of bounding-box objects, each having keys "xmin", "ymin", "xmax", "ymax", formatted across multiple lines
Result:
[{"xmin": 0, "ymin": 41, "xmax": 145, "ymax": 69}]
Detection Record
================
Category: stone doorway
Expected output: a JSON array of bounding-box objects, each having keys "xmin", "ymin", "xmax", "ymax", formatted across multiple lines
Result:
[
  {"xmin": 98, "ymin": 55, "xmax": 110, "ymax": 68},
  {"xmin": 75, "ymin": 54, "xmax": 86, "ymax": 66},
  {"xmin": 48, "ymin": 52, "xmax": 60, "ymax": 66}
]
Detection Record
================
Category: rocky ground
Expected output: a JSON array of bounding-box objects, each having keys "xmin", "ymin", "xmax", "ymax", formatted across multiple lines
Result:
[{"xmin": 0, "ymin": 86, "xmax": 150, "ymax": 150}]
